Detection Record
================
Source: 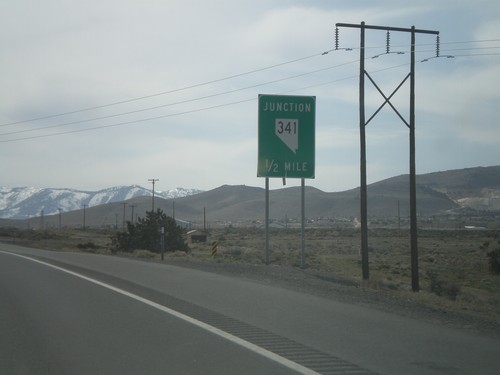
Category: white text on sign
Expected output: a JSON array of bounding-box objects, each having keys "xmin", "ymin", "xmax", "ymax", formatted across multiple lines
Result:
[
  {"xmin": 266, "ymin": 159, "xmax": 279, "ymax": 173},
  {"xmin": 265, "ymin": 159, "xmax": 308, "ymax": 175},
  {"xmin": 262, "ymin": 101, "xmax": 312, "ymax": 113},
  {"xmin": 285, "ymin": 162, "xmax": 308, "ymax": 173}
]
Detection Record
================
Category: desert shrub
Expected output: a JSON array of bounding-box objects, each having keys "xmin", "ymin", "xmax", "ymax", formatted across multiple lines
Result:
[
  {"xmin": 0, "ymin": 228, "xmax": 40, "ymax": 240},
  {"xmin": 77, "ymin": 242, "xmax": 98, "ymax": 251},
  {"xmin": 19, "ymin": 230, "xmax": 58, "ymax": 241},
  {"xmin": 480, "ymin": 238, "xmax": 500, "ymax": 275},
  {"xmin": 111, "ymin": 209, "xmax": 189, "ymax": 254},
  {"xmin": 0, "ymin": 227, "xmax": 16, "ymax": 237},
  {"xmin": 426, "ymin": 270, "xmax": 461, "ymax": 300},
  {"xmin": 132, "ymin": 249, "xmax": 156, "ymax": 259},
  {"xmin": 480, "ymin": 241, "xmax": 490, "ymax": 250},
  {"xmin": 227, "ymin": 248, "xmax": 242, "ymax": 257},
  {"xmin": 486, "ymin": 246, "xmax": 500, "ymax": 275}
]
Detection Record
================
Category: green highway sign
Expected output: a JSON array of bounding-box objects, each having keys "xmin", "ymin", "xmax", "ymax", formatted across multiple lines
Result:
[{"xmin": 257, "ymin": 94, "xmax": 316, "ymax": 178}]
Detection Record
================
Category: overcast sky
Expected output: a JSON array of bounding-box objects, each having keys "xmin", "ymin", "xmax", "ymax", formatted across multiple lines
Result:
[{"xmin": 1, "ymin": 0, "xmax": 499, "ymax": 193}]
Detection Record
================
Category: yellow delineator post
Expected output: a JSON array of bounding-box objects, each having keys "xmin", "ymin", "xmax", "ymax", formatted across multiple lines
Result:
[{"xmin": 211, "ymin": 241, "xmax": 218, "ymax": 257}]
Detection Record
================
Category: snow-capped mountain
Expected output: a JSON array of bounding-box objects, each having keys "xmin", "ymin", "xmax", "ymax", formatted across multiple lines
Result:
[{"xmin": 0, "ymin": 185, "xmax": 203, "ymax": 219}]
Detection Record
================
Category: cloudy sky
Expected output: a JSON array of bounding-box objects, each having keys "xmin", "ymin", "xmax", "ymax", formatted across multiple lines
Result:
[{"xmin": 1, "ymin": 0, "xmax": 499, "ymax": 193}]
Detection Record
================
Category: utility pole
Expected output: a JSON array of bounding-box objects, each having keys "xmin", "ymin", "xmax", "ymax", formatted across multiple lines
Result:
[
  {"xmin": 130, "ymin": 204, "xmax": 136, "ymax": 224},
  {"xmin": 336, "ymin": 22, "xmax": 439, "ymax": 292},
  {"xmin": 398, "ymin": 200, "xmax": 401, "ymax": 237},
  {"xmin": 359, "ymin": 22, "xmax": 368, "ymax": 280},
  {"xmin": 82, "ymin": 204, "xmax": 87, "ymax": 230},
  {"xmin": 203, "ymin": 207, "xmax": 206, "ymax": 232},
  {"xmin": 122, "ymin": 202, "xmax": 127, "ymax": 230},
  {"xmin": 148, "ymin": 178, "xmax": 159, "ymax": 212},
  {"xmin": 58, "ymin": 208, "xmax": 62, "ymax": 230}
]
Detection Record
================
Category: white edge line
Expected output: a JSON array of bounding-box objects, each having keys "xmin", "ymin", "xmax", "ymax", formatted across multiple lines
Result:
[{"xmin": 1, "ymin": 250, "xmax": 320, "ymax": 375}]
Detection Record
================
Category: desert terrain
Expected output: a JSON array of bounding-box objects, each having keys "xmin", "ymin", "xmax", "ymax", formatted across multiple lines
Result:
[{"xmin": 1, "ymin": 226, "xmax": 499, "ymax": 338}]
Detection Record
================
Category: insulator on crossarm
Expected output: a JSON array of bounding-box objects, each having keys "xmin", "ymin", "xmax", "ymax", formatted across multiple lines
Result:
[
  {"xmin": 386, "ymin": 30, "xmax": 390, "ymax": 54},
  {"xmin": 335, "ymin": 27, "xmax": 339, "ymax": 50},
  {"xmin": 436, "ymin": 35, "xmax": 440, "ymax": 57}
]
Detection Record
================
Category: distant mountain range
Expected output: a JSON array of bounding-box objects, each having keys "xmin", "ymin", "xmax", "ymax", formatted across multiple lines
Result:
[
  {"xmin": 0, "ymin": 185, "xmax": 203, "ymax": 219},
  {"xmin": 1, "ymin": 166, "xmax": 499, "ymax": 229}
]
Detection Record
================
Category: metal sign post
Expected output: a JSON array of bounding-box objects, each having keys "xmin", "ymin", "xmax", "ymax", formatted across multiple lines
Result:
[
  {"xmin": 301, "ymin": 178, "xmax": 306, "ymax": 269},
  {"xmin": 265, "ymin": 177, "xmax": 269, "ymax": 264},
  {"xmin": 258, "ymin": 94, "xmax": 316, "ymax": 268}
]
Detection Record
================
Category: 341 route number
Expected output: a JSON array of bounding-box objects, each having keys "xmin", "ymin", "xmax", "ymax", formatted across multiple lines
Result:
[{"xmin": 276, "ymin": 119, "xmax": 297, "ymax": 135}]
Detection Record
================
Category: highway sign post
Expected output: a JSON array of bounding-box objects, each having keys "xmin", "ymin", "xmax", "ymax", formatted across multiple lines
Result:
[
  {"xmin": 257, "ymin": 94, "xmax": 316, "ymax": 268},
  {"xmin": 258, "ymin": 94, "xmax": 316, "ymax": 179}
]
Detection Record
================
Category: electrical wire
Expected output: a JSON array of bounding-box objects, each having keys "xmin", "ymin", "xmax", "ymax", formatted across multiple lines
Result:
[
  {"xmin": 4, "ymin": 38, "xmax": 497, "ymax": 129},
  {"xmin": 2, "ymin": 53, "xmax": 498, "ymax": 143},
  {"xmin": 0, "ymin": 58, "xmax": 359, "ymax": 137},
  {"xmin": 1, "ymin": 39, "xmax": 498, "ymax": 143},
  {"xmin": 451, "ymin": 52, "xmax": 500, "ymax": 57},
  {"xmin": 0, "ymin": 50, "xmax": 333, "ymax": 128},
  {"xmin": 0, "ymin": 61, "xmax": 419, "ymax": 143}
]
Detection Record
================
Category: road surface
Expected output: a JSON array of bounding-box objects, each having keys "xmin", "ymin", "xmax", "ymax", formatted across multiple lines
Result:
[{"xmin": 1, "ymin": 243, "xmax": 499, "ymax": 374}]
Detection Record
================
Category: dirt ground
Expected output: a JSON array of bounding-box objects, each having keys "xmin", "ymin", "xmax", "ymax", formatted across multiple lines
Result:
[
  {"xmin": 2, "ymin": 226, "xmax": 499, "ymax": 338},
  {"xmin": 183, "ymin": 227, "xmax": 500, "ymax": 337}
]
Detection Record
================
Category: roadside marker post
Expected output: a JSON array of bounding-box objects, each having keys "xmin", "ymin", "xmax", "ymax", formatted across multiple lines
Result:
[
  {"xmin": 211, "ymin": 241, "xmax": 218, "ymax": 257},
  {"xmin": 160, "ymin": 227, "xmax": 165, "ymax": 261}
]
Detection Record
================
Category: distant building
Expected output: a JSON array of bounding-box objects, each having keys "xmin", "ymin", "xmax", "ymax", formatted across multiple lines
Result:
[
  {"xmin": 186, "ymin": 229, "xmax": 207, "ymax": 243},
  {"xmin": 175, "ymin": 218, "xmax": 191, "ymax": 230}
]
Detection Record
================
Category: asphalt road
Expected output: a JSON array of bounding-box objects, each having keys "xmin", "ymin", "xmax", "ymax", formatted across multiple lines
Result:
[{"xmin": 1, "ymin": 243, "xmax": 499, "ymax": 375}]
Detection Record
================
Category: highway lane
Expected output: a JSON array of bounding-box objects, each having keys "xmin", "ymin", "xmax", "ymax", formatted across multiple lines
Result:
[
  {"xmin": 0, "ymin": 249, "xmax": 301, "ymax": 374},
  {"xmin": 2, "ymin": 243, "xmax": 500, "ymax": 374}
]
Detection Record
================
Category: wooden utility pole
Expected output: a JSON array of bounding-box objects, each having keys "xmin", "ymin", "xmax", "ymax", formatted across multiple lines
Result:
[
  {"xmin": 130, "ymin": 204, "xmax": 136, "ymax": 224},
  {"xmin": 358, "ymin": 22, "xmax": 369, "ymax": 280},
  {"xmin": 82, "ymin": 204, "xmax": 87, "ymax": 230},
  {"xmin": 122, "ymin": 202, "xmax": 127, "ymax": 230},
  {"xmin": 148, "ymin": 178, "xmax": 159, "ymax": 212},
  {"xmin": 336, "ymin": 22, "xmax": 439, "ymax": 291}
]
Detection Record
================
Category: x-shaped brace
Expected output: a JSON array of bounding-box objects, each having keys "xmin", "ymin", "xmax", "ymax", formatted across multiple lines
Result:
[{"xmin": 364, "ymin": 71, "xmax": 411, "ymax": 128}]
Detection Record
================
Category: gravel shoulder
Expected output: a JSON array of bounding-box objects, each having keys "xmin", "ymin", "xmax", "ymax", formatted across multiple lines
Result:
[{"xmin": 163, "ymin": 255, "xmax": 500, "ymax": 340}]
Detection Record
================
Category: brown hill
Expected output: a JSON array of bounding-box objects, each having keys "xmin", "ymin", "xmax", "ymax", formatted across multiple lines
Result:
[{"xmin": 7, "ymin": 166, "xmax": 500, "ymax": 229}]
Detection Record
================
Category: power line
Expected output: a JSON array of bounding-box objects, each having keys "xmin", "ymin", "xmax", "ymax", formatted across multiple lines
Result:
[
  {"xmin": 3, "ymin": 44, "xmax": 499, "ymax": 138},
  {"xmin": 2, "ymin": 52, "xmax": 498, "ymax": 143},
  {"xmin": 329, "ymin": 38, "xmax": 500, "ymax": 52},
  {"xmin": 0, "ymin": 50, "xmax": 332, "ymax": 128},
  {"xmin": 1, "ymin": 40, "xmax": 498, "ymax": 142},
  {"xmin": 0, "ymin": 61, "xmax": 422, "ymax": 143},
  {"xmin": 336, "ymin": 21, "xmax": 436, "ymax": 292},
  {"xmin": 3, "ymin": 38, "xmax": 497, "ymax": 129},
  {"xmin": 0, "ymin": 97, "xmax": 256, "ymax": 143},
  {"xmin": 452, "ymin": 52, "xmax": 500, "ymax": 57},
  {"xmin": 0, "ymin": 58, "xmax": 359, "ymax": 137}
]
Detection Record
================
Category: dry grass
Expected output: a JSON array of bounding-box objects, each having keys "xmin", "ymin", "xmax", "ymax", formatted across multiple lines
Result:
[{"xmin": 187, "ymin": 227, "xmax": 500, "ymax": 325}]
